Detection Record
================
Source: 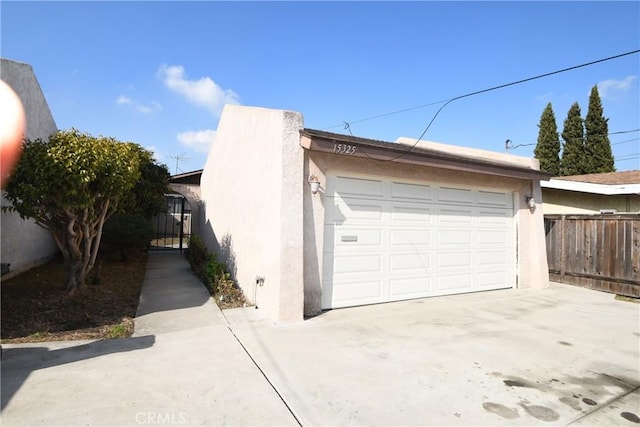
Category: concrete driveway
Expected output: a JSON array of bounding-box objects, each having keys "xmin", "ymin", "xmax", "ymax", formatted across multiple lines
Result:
[
  {"xmin": 224, "ymin": 283, "xmax": 640, "ymax": 426},
  {"xmin": 2, "ymin": 250, "xmax": 639, "ymax": 426}
]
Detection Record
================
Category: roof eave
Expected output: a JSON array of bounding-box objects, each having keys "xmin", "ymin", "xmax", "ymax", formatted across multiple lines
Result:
[
  {"xmin": 541, "ymin": 179, "xmax": 640, "ymax": 195},
  {"xmin": 300, "ymin": 130, "xmax": 551, "ymax": 181}
]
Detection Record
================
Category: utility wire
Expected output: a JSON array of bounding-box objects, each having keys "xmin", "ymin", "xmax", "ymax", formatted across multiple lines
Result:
[
  {"xmin": 389, "ymin": 49, "xmax": 640, "ymax": 161},
  {"xmin": 612, "ymin": 137, "xmax": 640, "ymax": 146},
  {"xmin": 506, "ymin": 129, "xmax": 640, "ymax": 150},
  {"xmin": 327, "ymin": 52, "xmax": 639, "ymax": 133}
]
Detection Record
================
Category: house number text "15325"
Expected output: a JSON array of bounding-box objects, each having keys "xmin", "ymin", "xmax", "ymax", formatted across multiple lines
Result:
[{"xmin": 334, "ymin": 144, "xmax": 357, "ymax": 155}]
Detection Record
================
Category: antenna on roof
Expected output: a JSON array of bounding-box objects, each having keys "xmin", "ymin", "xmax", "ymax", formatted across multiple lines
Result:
[
  {"xmin": 168, "ymin": 153, "xmax": 190, "ymax": 175},
  {"xmin": 344, "ymin": 121, "xmax": 353, "ymax": 136}
]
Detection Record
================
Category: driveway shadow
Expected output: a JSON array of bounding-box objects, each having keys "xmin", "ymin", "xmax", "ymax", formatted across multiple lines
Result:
[{"xmin": 1, "ymin": 335, "xmax": 155, "ymax": 410}]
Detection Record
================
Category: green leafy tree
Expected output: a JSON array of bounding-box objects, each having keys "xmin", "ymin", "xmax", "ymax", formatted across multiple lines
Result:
[
  {"xmin": 3, "ymin": 129, "xmax": 142, "ymax": 292},
  {"xmin": 120, "ymin": 146, "xmax": 170, "ymax": 219},
  {"xmin": 534, "ymin": 103, "xmax": 561, "ymax": 176},
  {"xmin": 585, "ymin": 85, "xmax": 615, "ymax": 173},
  {"xmin": 560, "ymin": 102, "xmax": 586, "ymax": 176},
  {"xmin": 101, "ymin": 148, "xmax": 170, "ymax": 259}
]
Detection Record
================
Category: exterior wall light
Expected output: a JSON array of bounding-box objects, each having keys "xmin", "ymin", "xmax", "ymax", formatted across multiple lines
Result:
[
  {"xmin": 308, "ymin": 175, "xmax": 321, "ymax": 194},
  {"xmin": 525, "ymin": 195, "xmax": 536, "ymax": 210}
]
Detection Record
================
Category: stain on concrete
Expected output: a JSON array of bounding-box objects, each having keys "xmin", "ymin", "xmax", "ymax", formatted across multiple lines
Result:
[
  {"xmin": 482, "ymin": 402, "xmax": 520, "ymax": 419},
  {"xmin": 621, "ymin": 412, "xmax": 640, "ymax": 423},
  {"xmin": 558, "ymin": 341, "xmax": 572, "ymax": 346},
  {"xmin": 564, "ymin": 372, "xmax": 640, "ymax": 395},
  {"xmin": 559, "ymin": 396, "xmax": 581, "ymax": 411},
  {"xmin": 518, "ymin": 403, "xmax": 560, "ymax": 422},
  {"xmin": 504, "ymin": 379, "xmax": 530, "ymax": 388},
  {"xmin": 582, "ymin": 397, "xmax": 597, "ymax": 406}
]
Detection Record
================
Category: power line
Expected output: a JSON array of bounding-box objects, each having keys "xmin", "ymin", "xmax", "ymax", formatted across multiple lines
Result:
[
  {"xmin": 616, "ymin": 153, "xmax": 640, "ymax": 160},
  {"xmin": 505, "ymin": 128, "xmax": 640, "ymax": 151},
  {"xmin": 612, "ymin": 137, "xmax": 640, "ymax": 146},
  {"xmin": 389, "ymin": 49, "xmax": 640, "ymax": 161},
  {"xmin": 325, "ymin": 51, "xmax": 640, "ymax": 134}
]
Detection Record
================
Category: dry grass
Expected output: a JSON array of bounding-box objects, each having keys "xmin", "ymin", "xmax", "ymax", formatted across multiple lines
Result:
[{"xmin": 1, "ymin": 252, "xmax": 147, "ymax": 343}]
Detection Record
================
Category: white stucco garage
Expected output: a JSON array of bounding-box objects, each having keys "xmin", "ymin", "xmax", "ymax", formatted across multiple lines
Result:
[{"xmin": 200, "ymin": 105, "xmax": 552, "ymax": 322}]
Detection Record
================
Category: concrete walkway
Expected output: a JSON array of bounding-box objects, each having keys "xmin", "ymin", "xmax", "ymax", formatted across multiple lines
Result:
[
  {"xmin": 1, "ymin": 251, "xmax": 298, "ymax": 426},
  {"xmin": 2, "ymin": 251, "xmax": 639, "ymax": 426}
]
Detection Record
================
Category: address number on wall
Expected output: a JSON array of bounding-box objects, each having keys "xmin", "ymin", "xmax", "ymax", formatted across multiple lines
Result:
[{"xmin": 334, "ymin": 144, "xmax": 357, "ymax": 155}]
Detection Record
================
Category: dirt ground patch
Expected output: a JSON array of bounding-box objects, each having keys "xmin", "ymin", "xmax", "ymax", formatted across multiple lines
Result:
[{"xmin": 1, "ymin": 252, "xmax": 147, "ymax": 343}]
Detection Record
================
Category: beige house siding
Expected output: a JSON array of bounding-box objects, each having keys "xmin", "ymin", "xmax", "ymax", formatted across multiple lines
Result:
[
  {"xmin": 542, "ymin": 188, "xmax": 640, "ymax": 214},
  {"xmin": 1, "ymin": 58, "xmax": 58, "ymax": 279}
]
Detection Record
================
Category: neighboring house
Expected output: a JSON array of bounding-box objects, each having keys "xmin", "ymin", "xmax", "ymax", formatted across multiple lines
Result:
[
  {"xmin": 540, "ymin": 171, "xmax": 640, "ymax": 214},
  {"xmin": 1, "ymin": 58, "xmax": 58, "ymax": 279},
  {"xmin": 200, "ymin": 104, "xmax": 552, "ymax": 322},
  {"xmin": 169, "ymin": 169, "xmax": 203, "ymax": 236}
]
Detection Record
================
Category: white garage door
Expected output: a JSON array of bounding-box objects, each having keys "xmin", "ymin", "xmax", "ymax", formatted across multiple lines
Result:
[{"xmin": 322, "ymin": 175, "xmax": 515, "ymax": 309}]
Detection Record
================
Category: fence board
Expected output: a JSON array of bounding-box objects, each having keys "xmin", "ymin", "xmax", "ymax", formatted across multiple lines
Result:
[{"xmin": 544, "ymin": 214, "xmax": 640, "ymax": 298}]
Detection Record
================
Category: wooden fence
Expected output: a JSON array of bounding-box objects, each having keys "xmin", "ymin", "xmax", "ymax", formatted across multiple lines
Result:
[{"xmin": 544, "ymin": 214, "xmax": 640, "ymax": 297}]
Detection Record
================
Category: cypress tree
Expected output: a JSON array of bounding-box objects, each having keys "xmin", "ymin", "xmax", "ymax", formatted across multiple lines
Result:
[
  {"xmin": 560, "ymin": 102, "xmax": 586, "ymax": 176},
  {"xmin": 534, "ymin": 102, "xmax": 561, "ymax": 175},
  {"xmin": 585, "ymin": 85, "xmax": 615, "ymax": 173}
]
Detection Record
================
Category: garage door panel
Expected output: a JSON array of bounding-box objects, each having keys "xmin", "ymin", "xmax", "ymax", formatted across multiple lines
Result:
[
  {"xmin": 332, "ymin": 254, "xmax": 381, "ymax": 275},
  {"xmin": 436, "ymin": 252, "xmax": 472, "ymax": 269},
  {"xmin": 436, "ymin": 274, "xmax": 474, "ymax": 292},
  {"xmin": 478, "ymin": 208, "xmax": 511, "ymax": 225},
  {"xmin": 478, "ymin": 190, "xmax": 513, "ymax": 207},
  {"xmin": 390, "ymin": 205, "xmax": 432, "ymax": 223},
  {"xmin": 335, "ymin": 176, "xmax": 383, "ymax": 198},
  {"xmin": 478, "ymin": 230, "xmax": 508, "ymax": 245},
  {"xmin": 329, "ymin": 199, "xmax": 384, "ymax": 224},
  {"xmin": 330, "ymin": 280, "xmax": 383, "ymax": 307},
  {"xmin": 390, "ymin": 277, "xmax": 431, "ymax": 297},
  {"xmin": 391, "ymin": 182, "xmax": 432, "ymax": 201},
  {"xmin": 437, "ymin": 229, "xmax": 473, "ymax": 245},
  {"xmin": 477, "ymin": 271, "xmax": 512, "ymax": 289},
  {"xmin": 478, "ymin": 250, "xmax": 510, "ymax": 267},
  {"xmin": 437, "ymin": 207, "xmax": 474, "ymax": 224},
  {"xmin": 390, "ymin": 229, "xmax": 431, "ymax": 247},
  {"xmin": 390, "ymin": 252, "xmax": 430, "ymax": 272},
  {"xmin": 438, "ymin": 187, "xmax": 474, "ymax": 204}
]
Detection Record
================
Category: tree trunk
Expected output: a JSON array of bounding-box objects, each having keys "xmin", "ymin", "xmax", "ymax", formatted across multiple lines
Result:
[{"xmin": 65, "ymin": 257, "xmax": 81, "ymax": 293}]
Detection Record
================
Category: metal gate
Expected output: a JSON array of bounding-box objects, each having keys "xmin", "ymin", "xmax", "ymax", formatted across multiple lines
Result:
[{"xmin": 150, "ymin": 194, "xmax": 191, "ymax": 252}]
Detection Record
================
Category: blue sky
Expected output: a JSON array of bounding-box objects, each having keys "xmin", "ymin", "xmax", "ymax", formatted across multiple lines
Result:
[{"xmin": 2, "ymin": 1, "xmax": 639, "ymax": 173}]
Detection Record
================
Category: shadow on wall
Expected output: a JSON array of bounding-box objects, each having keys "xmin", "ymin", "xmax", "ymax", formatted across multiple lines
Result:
[
  {"xmin": 220, "ymin": 233, "xmax": 238, "ymax": 280},
  {"xmin": 198, "ymin": 219, "xmax": 238, "ymax": 282},
  {"xmin": 303, "ymin": 159, "xmax": 324, "ymax": 317}
]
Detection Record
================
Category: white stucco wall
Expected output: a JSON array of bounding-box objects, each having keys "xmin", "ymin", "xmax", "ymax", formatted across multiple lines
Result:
[
  {"xmin": 304, "ymin": 151, "xmax": 550, "ymax": 316},
  {"xmin": 1, "ymin": 58, "xmax": 58, "ymax": 279},
  {"xmin": 200, "ymin": 105, "xmax": 305, "ymax": 322}
]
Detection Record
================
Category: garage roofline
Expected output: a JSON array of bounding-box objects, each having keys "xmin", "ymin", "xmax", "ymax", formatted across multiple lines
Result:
[{"xmin": 300, "ymin": 128, "xmax": 552, "ymax": 181}]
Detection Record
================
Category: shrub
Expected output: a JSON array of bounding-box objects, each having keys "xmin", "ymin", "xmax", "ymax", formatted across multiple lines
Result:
[
  {"xmin": 186, "ymin": 235, "xmax": 208, "ymax": 277},
  {"xmin": 185, "ymin": 235, "xmax": 249, "ymax": 309},
  {"xmin": 101, "ymin": 214, "xmax": 154, "ymax": 260}
]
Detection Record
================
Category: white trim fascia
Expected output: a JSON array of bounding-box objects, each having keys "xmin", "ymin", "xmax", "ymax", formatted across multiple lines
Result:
[{"xmin": 541, "ymin": 179, "xmax": 640, "ymax": 195}]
